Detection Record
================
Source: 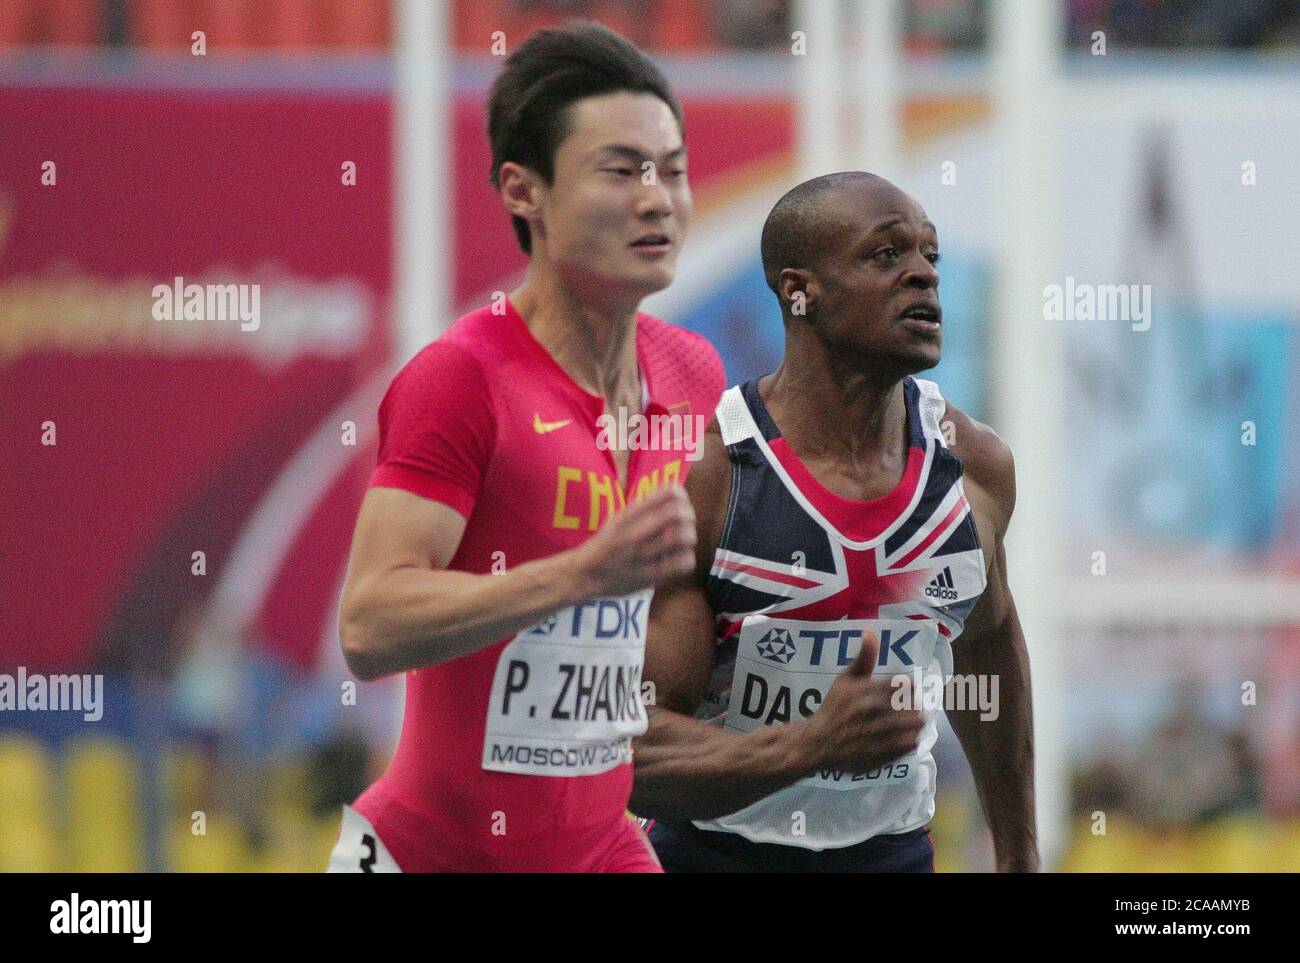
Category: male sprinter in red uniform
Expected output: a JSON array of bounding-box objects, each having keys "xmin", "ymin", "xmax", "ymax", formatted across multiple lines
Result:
[
  {"xmin": 630, "ymin": 172, "xmax": 1039, "ymax": 872},
  {"xmin": 328, "ymin": 23, "xmax": 724, "ymax": 872}
]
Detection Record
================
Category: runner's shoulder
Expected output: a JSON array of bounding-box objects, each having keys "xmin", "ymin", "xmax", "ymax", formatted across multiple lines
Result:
[
  {"xmin": 937, "ymin": 398, "xmax": 1015, "ymax": 529},
  {"xmin": 379, "ymin": 313, "xmax": 501, "ymax": 439},
  {"xmin": 387, "ymin": 339, "xmax": 489, "ymax": 401},
  {"xmin": 636, "ymin": 313, "xmax": 726, "ymax": 410},
  {"xmin": 635, "ymin": 311, "xmax": 718, "ymax": 358},
  {"xmin": 391, "ymin": 307, "xmax": 503, "ymax": 389}
]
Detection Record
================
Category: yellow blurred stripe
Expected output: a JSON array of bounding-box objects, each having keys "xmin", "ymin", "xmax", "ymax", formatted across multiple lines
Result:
[
  {"xmin": 169, "ymin": 814, "xmax": 256, "ymax": 873},
  {"xmin": 0, "ymin": 735, "xmax": 62, "ymax": 871},
  {"xmin": 64, "ymin": 737, "xmax": 141, "ymax": 872},
  {"xmin": 1063, "ymin": 814, "xmax": 1300, "ymax": 872}
]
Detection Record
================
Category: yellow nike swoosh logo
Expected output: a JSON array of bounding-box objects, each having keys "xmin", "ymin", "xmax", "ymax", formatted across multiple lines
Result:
[{"xmin": 533, "ymin": 413, "xmax": 573, "ymax": 434}]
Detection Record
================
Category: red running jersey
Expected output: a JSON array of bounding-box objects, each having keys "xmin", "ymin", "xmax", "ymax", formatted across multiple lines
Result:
[{"xmin": 353, "ymin": 298, "xmax": 725, "ymax": 871}]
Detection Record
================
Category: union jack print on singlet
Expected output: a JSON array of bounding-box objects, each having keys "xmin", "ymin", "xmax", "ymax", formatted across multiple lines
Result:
[{"xmin": 694, "ymin": 376, "xmax": 987, "ymax": 849}]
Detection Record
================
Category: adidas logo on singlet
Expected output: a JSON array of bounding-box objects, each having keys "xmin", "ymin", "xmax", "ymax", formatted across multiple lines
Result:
[{"xmin": 924, "ymin": 567, "xmax": 959, "ymax": 602}]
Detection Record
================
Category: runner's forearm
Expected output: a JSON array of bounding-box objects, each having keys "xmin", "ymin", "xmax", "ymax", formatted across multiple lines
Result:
[
  {"xmin": 630, "ymin": 706, "xmax": 818, "ymax": 820},
  {"xmin": 341, "ymin": 551, "xmax": 593, "ymax": 679},
  {"xmin": 948, "ymin": 614, "xmax": 1038, "ymax": 870}
]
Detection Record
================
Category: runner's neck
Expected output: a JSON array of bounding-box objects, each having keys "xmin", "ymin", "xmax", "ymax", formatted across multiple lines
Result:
[
  {"xmin": 509, "ymin": 272, "xmax": 641, "ymax": 408},
  {"xmin": 761, "ymin": 362, "xmax": 910, "ymax": 467}
]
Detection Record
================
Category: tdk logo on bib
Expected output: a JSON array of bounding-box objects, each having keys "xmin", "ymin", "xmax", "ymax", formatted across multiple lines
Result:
[
  {"xmin": 763, "ymin": 626, "xmax": 918, "ymax": 668},
  {"xmin": 725, "ymin": 617, "xmax": 941, "ymax": 736},
  {"xmin": 526, "ymin": 599, "xmax": 646, "ymax": 641},
  {"xmin": 737, "ymin": 617, "xmax": 938, "ymax": 676},
  {"xmin": 756, "ymin": 627, "xmax": 797, "ymax": 664},
  {"xmin": 569, "ymin": 598, "xmax": 645, "ymax": 639}
]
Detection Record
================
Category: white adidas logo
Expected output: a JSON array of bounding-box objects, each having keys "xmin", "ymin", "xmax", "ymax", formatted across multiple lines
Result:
[{"xmin": 924, "ymin": 567, "xmax": 959, "ymax": 602}]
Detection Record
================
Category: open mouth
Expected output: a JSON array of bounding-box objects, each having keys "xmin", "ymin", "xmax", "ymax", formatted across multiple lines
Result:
[
  {"xmin": 900, "ymin": 303, "xmax": 942, "ymax": 337},
  {"xmin": 630, "ymin": 233, "xmax": 671, "ymax": 250},
  {"xmin": 901, "ymin": 304, "xmax": 941, "ymax": 323}
]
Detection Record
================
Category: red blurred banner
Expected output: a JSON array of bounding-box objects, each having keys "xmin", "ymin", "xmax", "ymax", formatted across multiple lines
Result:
[
  {"xmin": 1, "ymin": 76, "xmax": 791, "ymax": 676},
  {"xmin": 0, "ymin": 85, "xmax": 392, "ymax": 673}
]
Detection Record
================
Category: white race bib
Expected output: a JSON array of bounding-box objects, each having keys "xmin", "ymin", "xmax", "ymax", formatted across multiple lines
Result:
[
  {"xmin": 482, "ymin": 590, "xmax": 651, "ymax": 777},
  {"xmin": 724, "ymin": 616, "xmax": 941, "ymax": 790}
]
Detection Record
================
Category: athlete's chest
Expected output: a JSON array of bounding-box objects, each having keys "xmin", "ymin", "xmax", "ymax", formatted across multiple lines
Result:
[
  {"xmin": 786, "ymin": 446, "xmax": 910, "ymax": 504},
  {"xmin": 483, "ymin": 381, "xmax": 693, "ymax": 546},
  {"xmin": 709, "ymin": 440, "xmax": 988, "ymax": 631}
]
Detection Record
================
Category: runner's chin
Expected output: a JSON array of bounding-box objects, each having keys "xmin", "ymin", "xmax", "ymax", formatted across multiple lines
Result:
[
  {"xmin": 896, "ymin": 334, "xmax": 942, "ymax": 372},
  {"xmin": 626, "ymin": 244, "xmax": 677, "ymax": 291}
]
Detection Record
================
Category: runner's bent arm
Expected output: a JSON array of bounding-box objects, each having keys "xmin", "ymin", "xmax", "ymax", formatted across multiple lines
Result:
[
  {"xmin": 944, "ymin": 407, "xmax": 1039, "ymax": 872},
  {"xmin": 631, "ymin": 570, "xmax": 825, "ymax": 820},
  {"xmin": 341, "ymin": 488, "xmax": 567, "ymax": 679},
  {"xmin": 339, "ymin": 342, "xmax": 695, "ymax": 681},
  {"xmin": 341, "ymin": 483, "xmax": 694, "ymax": 681}
]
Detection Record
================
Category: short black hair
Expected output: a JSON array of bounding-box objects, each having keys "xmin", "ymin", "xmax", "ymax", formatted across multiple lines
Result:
[
  {"xmin": 486, "ymin": 21, "xmax": 684, "ymax": 254},
  {"xmin": 760, "ymin": 172, "xmax": 889, "ymax": 303}
]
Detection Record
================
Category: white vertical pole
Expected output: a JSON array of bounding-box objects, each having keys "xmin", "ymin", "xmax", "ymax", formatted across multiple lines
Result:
[
  {"xmin": 854, "ymin": 0, "xmax": 902, "ymax": 179},
  {"xmin": 990, "ymin": 0, "xmax": 1068, "ymax": 870},
  {"xmin": 793, "ymin": 0, "xmax": 845, "ymax": 182},
  {"xmin": 393, "ymin": 0, "xmax": 451, "ymax": 361}
]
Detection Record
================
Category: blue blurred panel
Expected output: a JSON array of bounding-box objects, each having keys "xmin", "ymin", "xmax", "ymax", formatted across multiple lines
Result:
[
  {"xmin": 675, "ymin": 259, "xmax": 783, "ymax": 386},
  {"xmin": 1204, "ymin": 314, "xmax": 1291, "ymax": 547},
  {"xmin": 1066, "ymin": 311, "xmax": 1290, "ymax": 551}
]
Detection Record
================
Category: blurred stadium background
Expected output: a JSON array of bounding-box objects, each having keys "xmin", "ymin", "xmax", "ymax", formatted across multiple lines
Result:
[{"xmin": 2, "ymin": 0, "xmax": 1298, "ymax": 872}]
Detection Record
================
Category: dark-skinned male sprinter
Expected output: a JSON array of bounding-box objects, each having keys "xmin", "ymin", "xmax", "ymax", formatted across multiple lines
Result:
[{"xmin": 630, "ymin": 173, "xmax": 1039, "ymax": 872}]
